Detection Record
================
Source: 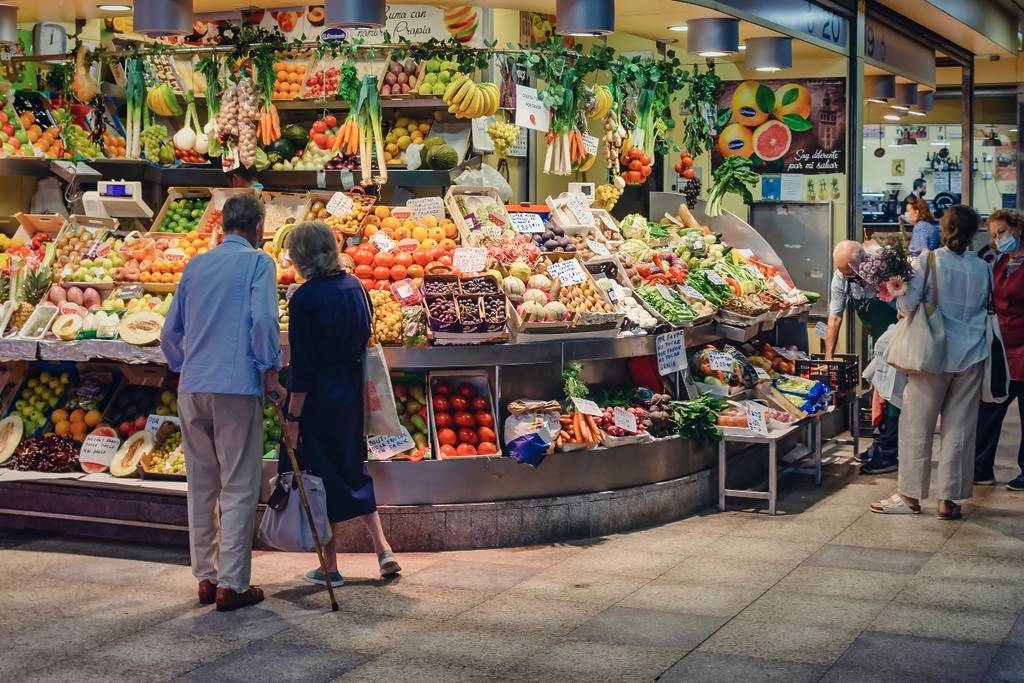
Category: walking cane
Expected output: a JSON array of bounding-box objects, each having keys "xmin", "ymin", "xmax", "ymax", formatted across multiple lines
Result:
[{"xmin": 275, "ymin": 404, "xmax": 339, "ymax": 612}]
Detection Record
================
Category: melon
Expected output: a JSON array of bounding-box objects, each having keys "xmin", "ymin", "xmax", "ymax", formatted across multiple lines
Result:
[
  {"xmin": 0, "ymin": 415, "xmax": 24, "ymax": 465},
  {"xmin": 109, "ymin": 430, "xmax": 154, "ymax": 477},
  {"xmin": 119, "ymin": 311, "xmax": 165, "ymax": 345},
  {"xmin": 52, "ymin": 314, "xmax": 83, "ymax": 341},
  {"xmin": 752, "ymin": 120, "xmax": 793, "ymax": 162},
  {"xmin": 427, "ymin": 144, "xmax": 458, "ymax": 171}
]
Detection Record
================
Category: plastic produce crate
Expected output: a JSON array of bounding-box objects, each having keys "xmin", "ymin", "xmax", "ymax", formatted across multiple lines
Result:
[{"xmin": 796, "ymin": 353, "xmax": 859, "ymax": 393}]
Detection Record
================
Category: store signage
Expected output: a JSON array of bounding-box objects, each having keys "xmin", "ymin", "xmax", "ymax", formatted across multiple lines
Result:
[
  {"xmin": 613, "ymin": 407, "xmax": 638, "ymax": 434},
  {"xmin": 547, "ymin": 259, "xmax": 587, "ymax": 286},
  {"xmin": 145, "ymin": 414, "xmax": 180, "ymax": 434},
  {"xmin": 710, "ymin": 351, "xmax": 734, "ymax": 373},
  {"xmin": 713, "ymin": 0, "xmax": 847, "ymax": 51},
  {"xmin": 515, "ymin": 84, "xmax": 550, "ymax": 132},
  {"xmin": 755, "ymin": 367, "xmax": 772, "ymax": 381},
  {"xmin": 564, "ymin": 194, "xmax": 595, "ymax": 226},
  {"xmin": 681, "ymin": 285, "xmax": 705, "ymax": 301},
  {"xmin": 406, "ymin": 196, "xmax": 445, "ymax": 220},
  {"xmin": 586, "ymin": 239, "xmax": 610, "ymax": 257},
  {"xmin": 581, "ymin": 133, "xmax": 598, "ymax": 155},
  {"xmin": 371, "ymin": 233, "xmax": 397, "ymax": 253},
  {"xmin": 705, "ymin": 270, "xmax": 727, "ymax": 286},
  {"xmin": 656, "ymin": 329, "xmax": 687, "ymax": 375},
  {"xmin": 745, "ymin": 401, "xmax": 768, "ymax": 435},
  {"xmin": 509, "ymin": 212, "xmax": 545, "ymax": 233},
  {"xmin": 79, "ymin": 434, "xmax": 121, "ymax": 468},
  {"xmin": 571, "ymin": 398, "xmax": 602, "ymax": 417},
  {"xmin": 453, "ymin": 247, "xmax": 487, "ymax": 273},
  {"xmin": 712, "ymin": 78, "xmax": 846, "ymax": 175},
  {"xmin": 863, "ymin": 16, "xmax": 936, "ymax": 88},
  {"xmin": 367, "ymin": 428, "xmax": 416, "ymax": 460},
  {"xmin": 326, "ymin": 192, "xmax": 354, "ymax": 216}
]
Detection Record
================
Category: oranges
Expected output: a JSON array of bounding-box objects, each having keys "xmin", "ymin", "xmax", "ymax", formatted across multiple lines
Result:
[
  {"xmin": 273, "ymin": 61, "xmax": 308, "ymax": 99},
  {"xmin": 84, "ymin": 410, "xmax": 102, "ymax": 428},
  {"xmin": 374, "ymin": 206, "xmax": 391, "ymax": 220},
  {"xmin": 54, "ymin": 408, "xmax": 93, "ymax": 441}
]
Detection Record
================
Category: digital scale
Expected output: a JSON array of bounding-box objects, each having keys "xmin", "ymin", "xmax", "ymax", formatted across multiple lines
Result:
[{"xmin": 81, "ymin": 180, "xmax": 153, "ymax": 219}]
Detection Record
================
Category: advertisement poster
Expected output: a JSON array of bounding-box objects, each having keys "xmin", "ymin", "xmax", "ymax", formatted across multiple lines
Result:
[
  {"xmin": 996, "ymin": 145, "xmax": 1017, "ymax": 181},
  {"xmin": 712, "ymin": 78, "xmax": 846, "ymax": 175},
  {"xmin": 519, "ymin": 12, "xmax": 573, "ymax": 47}
]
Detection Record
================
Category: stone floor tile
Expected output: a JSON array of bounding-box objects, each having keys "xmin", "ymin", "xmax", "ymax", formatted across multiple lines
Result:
[
  {"xmin": 831, "ymin": 513, "xmax": 960, "ymax": 552},
  {"xmin": 453, "ymin": 592, "xmax": 605, "ymax": 636},
  {"xmin": 600, "ymin": 527, "xmax": 720, "ymax": 556},
  {"xmin": 985, "ymin": 645, "xmax": 1024, "ymax": 683},
  {"xmin": 399, "ymin": 558, "xmax": 541, "ymax": 593},
  {"xmin": 178, "ymin": 638, "xmax": 370, "ymax": 682},
  {"xmin": 740, "ymin": 590, "xmax": 890, "ymax": 631},
  {"xmin": 774, "ymin": 564, "xmax": 912, "ymax": 601},
  {"xmin": 568, "ymin": 605, "xmax": 727, "ymax": 650},
  {"xmin": 804, "ymin": 542, "xmax": 934, "ymax": 574},
  {"xmin": 503, "ymin": 566, "xmax": 650, "ymax": 607},
  {"xmin": 545, "ymin": 545, "xmax": 686, "ymax": 579},
  {"xmin": 893, "ymin": 575, "xmax": 1024, "ymax": 614},
  {"xmin": 658, "ymin": 651, "xmax": 828, "ymax": 683},
  {"xmin": 277, "ymin": 612, "xmax": 428, "ymax": 655},
  {"xmin": 727, "ymin": 514, "xmax": 853, "ymax": 544},
  {"xmin": 823, "ymin": 631, "xmax": 1000, "ymax": 683},
  {"xmin": 670, "ymin": 510, "xmax": 751, "ymax": 534},
  {"xmin": 870, "ymin": 603, "xmax": 1017, "ymax": 643},
  {"xmin": 704, "ymin": 534, "xmax": 823, "ymax": 568},
  {"xmin": 657, "ymin": 556, "xmax": 795, "ymax": 591},
  {"xmin": 334, "ymin": 651, "xmax": 520, "ymax": 683},
  {"xmin": 282, "ymin": 581, "xmax": 491, "ymax": 620},
  {"xmin": 942, "ymin": 520, "xmax": 1024, "ymax": 560},
  {"xmin": 158, "ymin": 595, "xmax": 319, "ymax": 643},
  {"xmin": 918, "ymin": 552, "xmax": 1024, "ymax": 582},
  {"xmin": 617, "ymin": 578, "xmax": 766, "ymax": 617},
  {"xmin": 510, "ymin": 640, "xmax": 681, "ymax": 683},
  {"xmin": 698, "ymin": 612, "xmax": 861, "ymax": 664},
  {"xmin": 441, "ymin": 543, "xmax": 584, "ymax": 568},
  {"xmin": 392, "ymin": 622, "xmax": 548, "ymax": 665}
]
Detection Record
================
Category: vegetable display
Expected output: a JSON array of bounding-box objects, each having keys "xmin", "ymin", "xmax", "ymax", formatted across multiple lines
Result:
[{"xmin": 671, "ymin": 394, "xmax": 728, "ymax": 444}]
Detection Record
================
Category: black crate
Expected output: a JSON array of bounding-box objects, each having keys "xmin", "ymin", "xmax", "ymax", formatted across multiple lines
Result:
[{"xmin": 795, "ymin": 353, "xmax": 859, "ymax": 393}]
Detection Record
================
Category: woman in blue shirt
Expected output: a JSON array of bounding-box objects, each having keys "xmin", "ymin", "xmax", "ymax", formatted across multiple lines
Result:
[
  {"xmin": 283, "ymin": 221, "xmax": 401, "ymax": 586},
  {"xmin": 871, "ymin": 205, "xmax": 990, "ymax": 520},
  {"xmin": 905, "ymin": 196, "xmax": 940, "ymax": 256}
]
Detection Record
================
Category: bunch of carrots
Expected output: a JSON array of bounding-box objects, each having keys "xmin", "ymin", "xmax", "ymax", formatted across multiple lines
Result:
[
  {"xmin": 257, "ymin": 104, "xmax": 281, "ymax": 147},
  {"xmin": 555, "ymin": 411, "xmax": 602, "ymax": 449},
  {"xmin": 331, "ymin": 116, "xmax": 360, "ymax": 156},
  {"xmin": 567, "ymin": 129, "xmax": 588, "ymax": 164}
]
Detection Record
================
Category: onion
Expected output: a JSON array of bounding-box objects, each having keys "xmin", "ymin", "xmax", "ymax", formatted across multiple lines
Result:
[
  {"xmin": 173, "ymin": 127, "xmax": 196, "ymax": 151},
  {"xmin": 194, "ymin": 132, "xmax": 209, "ymax": 155}
]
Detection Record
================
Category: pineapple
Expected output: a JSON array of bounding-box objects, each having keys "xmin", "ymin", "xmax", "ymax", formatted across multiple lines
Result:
[{"xmin": 10, "ymin": 266, "xmax": 52, "ymax": 331}]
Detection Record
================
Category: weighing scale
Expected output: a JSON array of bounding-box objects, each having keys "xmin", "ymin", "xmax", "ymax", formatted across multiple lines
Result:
[{"xmin": 81, "ymin": 180, "xmax": 153, "ymax": 219}]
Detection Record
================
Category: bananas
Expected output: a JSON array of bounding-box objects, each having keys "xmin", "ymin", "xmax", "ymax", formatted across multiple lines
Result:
[
  {"xmin": 442, "ymin": 74, "xmax": 500, "ymax": 119},
  {"xmin": 146, "ymin": 83, "xmax": 182, "ymax": 118},
  {"xmin": 587, "ymin": 85, "xmax": 613, "ymax": 120}
]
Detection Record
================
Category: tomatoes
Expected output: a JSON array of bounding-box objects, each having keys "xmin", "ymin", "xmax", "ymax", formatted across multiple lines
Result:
[
  {"xmin": 312, "ymin": 133, "xmax": 329, "ymax": 149},
  {"xmin": 323, "ymin": 114, "xmax": 338, "ymax": 128},
  {"xmin": 457, "ymin": 427, "xmax": 477, "ymax": 445},
  {"xmin": 434, "ymin": 412, "xmax": 453, "ymax": 428},
  {"xmin": 440, "ymin": 444, "xmax": 457, "ymax": 457},
  {"xmin": 354, "ymin": 264, "xmax": 373, "ymax": 279},
  {"xmin": 454, "ymin": 412, "xmax": 475, "ymax": 428},
  {"xmin": 475, "ymin": 411, "xmax": 494, "ymax": 428},
  {"xmin": 450, "ymin": 395, "xmax": 469, "ymax": 412},
  {"xmin": 437, "ymin": 428, "xmax": 457, "ymax": 446},
  {"xmin": 682, "ymin": 168, "xmax": 696, "ymax": 179},
  {"xmin": 413, "ymin": 248, "xmax": 433, "ymax": 267},
  {"xmin": 477, "ymin": 426, "xmax": 496, "ymax": 443},
  {"xmin": 373, "ymin": 266, "xmax": 391, "ymax": 281},
  {"xmin": 434, "ymin": 382, "xmax": 452, "ymax": 395},
  {"xmin": 471, "ymin": 396, "xmax": 490, "ymax": 411},
  {"xmin": 477, "ymin": 441, "xmax": 497, "ymax": 455},
  {"xmin": 432, "ymin": 396, "xmax": 450, "ymax": 412},
  {"xmin": 407, "ymin": 264, "xmax": 424, "ymax": 279},
  {"xmin": 394, "ymin": 251, "xmax": 413, "ymax": 268},
  {"xmin": 373, "ymin": 252, "xmax": 395, "ymax": 269},
  {"xmin": 353, "ymin": 249, "xmax": 374, "ymax": 266},
  {"xmin": 390, "ymin": 264, "xmax": 407, "ymax": 280},
  {"xmin": 456, "ymin": 443, "xmax": 478, "ymax": 456},
  {"xmin": 457, "ymin": 382, "xmax": 476, "ymax": 398},
  {"xmin": 311, "ymin": 121, "xmax": 327, "ymax": 134}
]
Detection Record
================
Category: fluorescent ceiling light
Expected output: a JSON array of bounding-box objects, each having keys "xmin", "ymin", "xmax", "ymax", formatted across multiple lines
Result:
[
  {"xmin": 890, "ymin": 105, "xmax": 909, "ymax": 111},
  {"xmin": 907, "ymin": 110, "xmax": 926, "ymax": 117},
  {"xmin": 883, "ymin": 114, "xmax": 901, "ymax": 121},
  {"xmin": 97, "ymin": 3, "xmax": 132, "ymax": 10},
  {"xmin": 668, "ymin": 24, "xmax": 688, "ymax": 32}
]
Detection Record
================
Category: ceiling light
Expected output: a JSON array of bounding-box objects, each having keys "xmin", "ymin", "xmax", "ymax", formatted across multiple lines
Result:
[
  {"xmin": 96, "ymin": 3, "xmax": 132, "ymax": 10},
  {"xmin": 556, "ymin": 0, "xmax": 614, "ymax": 37},
  {"xmin": 907, "ymin": 110, "xmax": 926, "ymax": 117},
  {"xmin": 744, "ymin": 37, "xmax": 791, "ymax": 72},
  {"xmin": 866, "ymin": 98, "xmax": 887, "ymax": 104},
  {"xmin": 890, "ymin": 105, "xmax": 909, "ymax": 111},
  {"xmin": 865, "ymin": 75, "xmax": 896, "ymax": 102},
  {"xmin": 883, "ymin": 114, "xmax": 901, "ymax": 121},
  {"xmin": 326, "ymin": 0, "xmax": 386, "ymax": 29},
  {"xmin": 132, "ymin": 0, "xmax": 193, "ymax": 36},
  {"xmin": 894, "ymin": 82, "xmax": 919, "ymax": 108},
  {"xmin": 687, "ymin": 18, "xmax": 739, "ymax": 58},
  {"xmin": 667, "ymin": 24, "xmax": 688, "ymax": 32},
  {"xmin": 916, "ymin": 90, "xmax": 934, "ymax": 113},
  {"xmin": 0, "ymin": 4, "xmax": 18, "ymax": 45}
]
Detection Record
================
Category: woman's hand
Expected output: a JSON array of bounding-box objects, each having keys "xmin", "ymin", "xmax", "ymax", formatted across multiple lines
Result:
[{"xmin": 284, "ymin": 420, "xmax": 300, "ymax": 448}]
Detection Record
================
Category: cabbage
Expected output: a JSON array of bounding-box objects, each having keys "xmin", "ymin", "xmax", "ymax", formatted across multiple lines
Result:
[{"xmin": 620, "ymin": 214, "xmax": 651, "ymax": 241}]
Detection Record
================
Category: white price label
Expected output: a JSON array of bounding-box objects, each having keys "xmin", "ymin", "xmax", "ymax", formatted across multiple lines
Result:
[
  {"xmin": 745, "ymin": 401, "xmax": 768, "ymax": 434},
  {"xmin": 547, "ymin": 259, "xmax": 587, "ymax": 286},
  {"xmin": 78, "ymin": 434, "xmax": 121, "ymax": 467},
  {"xmin": 745, "ymin": 264, "xmax": 763, "ymax": 279},
  {"xmin": 755, "ymin": 367, "xmax": 772, "ymax": 381},
  {"xmin": 772, "ymin": 275, "xmax": 790, "ymax": 291},
  {"xmin": 656, "ymin": 329, "xmax": 687, "ymax": 375},
  {"xmin": 164, "ymin": 247, "xmax": 187, "ymax": 263},
  {"xmin": 582, "ymin": 133, "xmax": 598, "ymax": 155},
  {"xmin": 736, "ymin": 248, "xmax": 754, "ymax": 258},
  {"xmin": 509, "ymin": 212, "xmax": 545, "ymax": 234},
  {"xmin": 613, "ymin": 406, "xmax": 638, "ymax": 434},
  {"xmin": 681, "ymin": 285, "xmax": 705, "ymax": 301},
  {"xmin": 814, "ymin": 321, "xmax": 828, "ymax": 338},
  {"xmin": 372, "ymin": 232, "xmax": 397, "ymax": 253},
  {"xmin": 326, "ymin": 192, "xmax": 355, "ymax": 217},
  {"xmin": 367, "ymin": 427, "xmax": 416, "ymax": 460},
  {"xmin": 706, "ymin": 270, "xmax": 727, "ymax": 286},
  {"xmin": 571, "ymin": 397, "xmax": 602, "ymax": 417},
  {"xmin": 656, "ymin": 284, "xmax": 676, "ymax": 301},
  {"xmin": 710, "ymin": 351, "xmax": 734, "ymax": 373},
  {"xmin": 452, "ymin": 247, "xmax": 488, "ymax": 274},
  {"xmin": 586, "ymin": 239, "xmax": 610, "ymax": 256},
  {"xmin": 565, "ymin": 194, "xmax": 595, "ymax": 226},
  {"xmin": 391, "ymin": 208, "xmax": 413, "ymax": 221},
  {"xmin": 514, "ymin": 84, "xmax": 550, "ymax": 132},
  {"xmin": 406, "ymin": 197, "xmax": 445, "ymax": 220},
  {"xmin": 145, "ymin": 414, "xmax": 181, "ymax": 434}
]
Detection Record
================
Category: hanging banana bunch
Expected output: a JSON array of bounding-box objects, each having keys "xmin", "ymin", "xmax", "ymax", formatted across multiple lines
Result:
[{"xmin": 588, "ymin": 85, "xmax": 613, "ymax": 121}]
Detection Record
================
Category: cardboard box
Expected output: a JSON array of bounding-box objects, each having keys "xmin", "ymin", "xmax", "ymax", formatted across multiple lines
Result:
[{"xmin": 150, "ymin": 187, "xmax": 212, "ymax": 234}]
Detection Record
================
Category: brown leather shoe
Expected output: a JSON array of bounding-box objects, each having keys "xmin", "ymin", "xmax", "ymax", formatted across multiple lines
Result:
[
  {"xmin": 198, "ymin": 580, "xmax": 217, "ymax": 605},
  {"xmin": 215, "ymin": 586, "xmax": 265, "ymax": 612}
]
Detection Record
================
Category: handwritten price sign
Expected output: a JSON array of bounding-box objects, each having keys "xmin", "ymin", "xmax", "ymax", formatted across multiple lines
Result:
[{"xmin": 656, "ymin": 329, "xmax": 686, "ymax": 375}]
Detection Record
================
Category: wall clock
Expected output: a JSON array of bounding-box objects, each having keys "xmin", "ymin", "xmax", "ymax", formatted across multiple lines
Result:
[{"xmin": 33, "ymin": 22, "xmax": 68, "ymax": 60}]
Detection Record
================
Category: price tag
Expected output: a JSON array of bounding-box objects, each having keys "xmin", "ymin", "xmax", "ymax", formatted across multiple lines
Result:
[
  {"xmin": 613, "ymin": 406, "xmax": 638, "ymax": 434},
  {"xmin": 163, "ymin": 247, "xmax": 187, "ymax": 263},
  {"xmin": 372, "ymin": 233, "xmax": 397, "ymax": 253},
  {"xmin": 113, "ymin": 284, "xmax": 145, "ymax": 300},
  {"xmin": 326, "ymin": 192, "xmax": 355, "ymax": 216},
  {"xmin": 736, "ymin": 248, "xmax": 754, "ymax": 258},
  {"xmin": 586, "ymin": 239, "xmax": 610, "ymax": 256},
  {"xmin": 582, "ymin": 133, "xmax": 598, "ymax": 155},
  {"xmin": 656, "ymin": 284, "xmax": 676, "ymax": 301},
  {"xmin": 772, "ymin": 275, "xmax": 790, "ymax": 291},
  {"xmin": 681, "ymin": 285, "xmax": 705, "ymax": 301},
  {"xmin": 705, "ymin": 270, "xmax": 727, "ymax": 286},
  {"xmin": 145, "ymin": 414, "xmax": 181, "ymax": 434},
  {"xmin": 367, "ymin": 427, "xmax": 416, "ymax": 460},
  {"xmin": 755, "ymin": 367, "xmax": 772, "ymax": 381},
  {"xmin": 745, "ymin": 264, "xmax": 763, "ymax": 279},
  {"xmin": 565, "ymin": 194, "xmax": 595, "ymax": 226},
  {"xmin": 656, "ymin": 329, "xmax": 687, "ymax": 375},
  {"xmin": 453, "ymin": 247, "xmax": 488, "ymax": 274},
  {"xmin": 406, "ymin": 196, "xmax": 445, "ymax": 220},
  {"xmin": 316, "ymin": 168, "xmax": 326, "ymax": 189},
  {"xmin": 547, "ymin": 259, "xmax": 587, "ymax": 286},
  {"xmin": 78, "ymin": 433, "xmax": 121, "ymax": 468},
  {"xmin": 509, "ymin": 212, "xmax": 545, "ymax": 234},
  {"xmin": 814, "ymin": 321, "xmax": 828, "ymax": 338},
  {"xmin": 745, "ymin": 401, "xmax": 768, "ymax": 434},
  {"xmin": 514, "ymin": 84, "xmax": 550, "ymax": 131},
  {"xmin": 710, "ymin": 351, "xmax": 734, "ymax": 373},
  {"xmin": 571, "ymin": 397, "xmax": 602, "ymax": 417},
  {"xmin": 391, "ymin": 207, "xmax": 413, "ymax": 221}
]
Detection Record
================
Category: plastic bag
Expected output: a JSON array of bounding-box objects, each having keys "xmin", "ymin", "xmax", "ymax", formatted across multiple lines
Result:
[
  {"xmin": 453, "ymin": 163, "xmax": 513, "ymax": 203},
  {"xmin": 402, "ymin": 306, "xmax": 427, "ymax": 347},
  {"xmin": 362, "ymin": 344, "xmax": 403, "ymax": 435}
]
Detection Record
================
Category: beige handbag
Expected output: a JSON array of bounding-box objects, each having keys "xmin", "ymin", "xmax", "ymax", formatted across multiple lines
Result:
[{"xmin": 883, "ymin": 250, "xmax": 946, "ymax": 374}]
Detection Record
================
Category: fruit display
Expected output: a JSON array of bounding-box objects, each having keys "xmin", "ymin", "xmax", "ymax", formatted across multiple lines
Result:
[
  {"xmin": 594, "ymin": 178, "xmax": 625, "ymax": 212},
  {"xmin": 369, "ymin": 289, "xmax": 403, "ymax": 344},
  {"xmin": 50, "ymin": 407, "xmax": 101, "ymax": 442},
  {"xmin": 115, "ymin": 233, "xmax": 205, "ymax": 284},
  {"xmin": 174, "ymin": 146, "xmax": 206, "ymax": 164},
  {"xmin": 261, "ymin": 402, "xmax": 283, "ymax": 457},
  {"xmin": 487, "ymin": 119, "xmax": 519, "ymax": 158},
  {"xmin": 556, "ymin": 276, "xmax": 617, "ymax": 316},
  {"xmin": 273, "ymin": 59, "xmax": 309, "ymax": 100},
  {"xmin": 9, "ymin": 370, "xmax": 71, "ymax": 436},
  {"xmin": 0, "ymin": 104, "xmax": 40, "ymax": 158},
  {"xmin": 109, "ymin": 431, "xmax": 155, "ymax": 477},
  {"xmin": 596, "ymin": 404, "xmax": 650, "ymax": 437},
  {"xmin": 155, "ymin": 197, "xmax": 209, "ymax": 233},
  {"xmin": 381, "ymin": 59, "xmax": 420, "ymax": 96},
  {"xmin": 104, "ymin": 385, "xmax": 162, "ymax": 439},
  {"xmin": 383, "ymin": 118, "xmax": 431, "ymax": 166},
  {"xmin": 9, "ymin": 266, "xmax": 54, "ymax": 332},
  {"xmin": 417, "ymin": 59, "xmax": 462, "ymax": 97},
  {"xmin": 141, "ymin": 124, "xmax": 173, "ymax": 164},
  {"xmin": 392, "ymin": 376, "xmax": 431, "ymax": 460},
  {"xmin": 103, "ymin": 131, "xmax": 127, "ymax": 158},
  {"xmin": 674, "ymin": 151, "xmax": 701, "ymax": 209},
  {"xmin": 51, "ymin": 109, "xmax": 102, "ymax": 159},
  {"xmin": 118, "ymin": 311, "xmax": 165, "ymax": 345},
  {"xmin": 635, "ymin": 285, "xmax": 699, "ymax": 325},
  {"xmin": 52, "ymin": 225, "xmax": 119, "ymax": 284},
  {"xmin": 303, "ymin": 62, "xmax": 341, "ymax": 98},
  {"xmin": 0, "ymin": 415, "xmax": 24, "ymax": 464},
  {"xmin": 143, "ymin": 429, "xmax": 185, "ymax": 477},
  {"xmin": 277, "ymin": 289, "xmax": 289, "ymax": 331},
  {"xmin": 430, "ymin": 377, "xmax": 497, "ymax": 457},
  {"xmin": 619, "ymin": 145, "xmax": 653, "ymax": 186},
  {"xmin": 9, "ymin": 435, "xmax": 80, "ymax": 473},
  {"xmin": 442, "ymin": 75, "xmax": 500, "ymax": 119}
]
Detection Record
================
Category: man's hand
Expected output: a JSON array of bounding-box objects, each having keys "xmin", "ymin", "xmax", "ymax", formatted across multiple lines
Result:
[
  {"xmin": 264, "ymin": 369, "xmax": 286, "ymax": 406},
  {"xmin": 824, "ymin": 314, "xmax": 843, "ymax": 360}
]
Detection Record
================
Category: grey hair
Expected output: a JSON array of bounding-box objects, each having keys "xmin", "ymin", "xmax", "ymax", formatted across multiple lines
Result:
[
  {"xmin": 287, "ymin": 221, "xmax": 342, "ymax": 280},
  {"xmin": 222, "ymin": 194, "xmax": 265, "ymax": 234}
]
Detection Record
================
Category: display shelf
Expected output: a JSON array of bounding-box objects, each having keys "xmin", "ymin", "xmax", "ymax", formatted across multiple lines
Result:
[
  {"xmin": 0, "ymin": 158, "xmax": 50, "ymax": 177},
  {"xmin": 217, "ymin": 96, "xmax": 449, "ymax": 112}
]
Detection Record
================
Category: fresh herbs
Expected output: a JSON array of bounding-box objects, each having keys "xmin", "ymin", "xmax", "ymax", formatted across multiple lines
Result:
[
  {"xmin": 681, "ymin": 67, "xmax": 722, "ymax": 158},
  {"xmin": 562, "ymin": 362, "xmax": 590, "ymax": 401},
  {"xmin": 706, "ymin": 157, "xmax": 760, "ymax": 217},
  {"xmin": 670, "ymin": 394, "xmax": 727, "ymax": 444}
]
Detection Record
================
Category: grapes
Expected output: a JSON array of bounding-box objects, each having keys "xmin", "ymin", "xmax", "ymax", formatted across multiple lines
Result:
[
  {"xmin": 487, "ymin": 121, "xmax": 519, "ymax": 158},
  {"xmin": 684, "ymin": 177, "xmax": 702, "ymax": 209},
  {"xmin": 142, "ymin": 124, "xmax": 168, "ymax": 162}
]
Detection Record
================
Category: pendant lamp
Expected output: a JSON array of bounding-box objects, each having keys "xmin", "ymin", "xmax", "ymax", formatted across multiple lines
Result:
[
  {"xmin": 326, "ymin": 0, "xmax": 386, "ymax": 29},
  {"xmin": 864, "ymin": 75, "xmax": 896, "ymax": 103},
  {"xmin": 686, "ymin": 18, "xmax": 739, "ymax": 58},
  {"xmin": 744, "ymin": 37, "xmax": 791, "ymax": 72},
  {"xmin": 555, "ymin": 0, "xmax": 614, "ymax": 37},
  {"xmin": 891, "ymin": 82, "xmax": 918, "ymax": 111},
  {"xmin": 0, "ymin": 4, "xmax": 16, "ymax": 46},
  {"xmin": 915, "ymin": 90, "xmax": 934, "ymax": 113},
  {"xmin": 132, "ymin": 0, "xmax": 193, "ymax": 37}
]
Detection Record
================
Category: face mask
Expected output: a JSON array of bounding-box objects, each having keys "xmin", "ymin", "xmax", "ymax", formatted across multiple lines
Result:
[
  {"xmin": 903, "ymin": 212, "xmax": 914, "ymax": 224},
  {"xmin": 996, "ymin": 233, "xmax": 1020, "ymax": 254}
]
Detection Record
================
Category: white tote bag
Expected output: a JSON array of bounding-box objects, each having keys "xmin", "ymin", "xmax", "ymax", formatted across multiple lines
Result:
[
  {"xmin": 884, "ymin": 250, "xmax": 947, "ymax": 375},
  {"xmin": 257, "ymin": 472, "xmax": 333, "ymax": 552}
]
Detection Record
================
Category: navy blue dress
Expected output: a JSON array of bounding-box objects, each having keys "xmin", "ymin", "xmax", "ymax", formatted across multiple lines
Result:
[{"xmin": 288, "ymin": 272, "xmax": 376, "ymax": 523}]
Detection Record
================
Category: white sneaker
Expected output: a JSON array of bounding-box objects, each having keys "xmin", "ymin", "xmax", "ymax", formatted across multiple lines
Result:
[{"xmin": 378, "ymin": 551, "xmax": 401, "ymax": 577}]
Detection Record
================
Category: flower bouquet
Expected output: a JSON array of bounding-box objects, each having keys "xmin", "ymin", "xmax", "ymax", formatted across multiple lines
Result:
[{"xmin": 856, "ymin": 242, "xmax": 914, "ymax": 302}]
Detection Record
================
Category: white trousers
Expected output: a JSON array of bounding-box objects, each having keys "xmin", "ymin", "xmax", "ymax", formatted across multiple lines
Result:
[
  {"xmin": 898, "ymin": 361, "xmax": 984, "ymax": 502},
  {"xmin": 179, "ymin": 392, "xmax": 264, "ymax": 593}
]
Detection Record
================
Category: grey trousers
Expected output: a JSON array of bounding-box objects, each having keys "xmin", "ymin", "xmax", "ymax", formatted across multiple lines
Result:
[
  {"xmin": 179, "ymin": 392, "xmax": 264, "ymax": 593},
  {"xmin": 898, "ymin": 361, "xmax": 984, "ymax": 502}
]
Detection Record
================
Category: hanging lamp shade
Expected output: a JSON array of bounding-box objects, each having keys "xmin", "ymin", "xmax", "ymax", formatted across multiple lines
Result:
[
  {"xmin": 744, "ymin": 37, "xmax": 791, "ymax": 72},
  {"xmin": 864, "ymin": 75, "xmax": 896, "ymax": 102},
  {"xmin": 132, "ymin": 0, "xmax": 193, "ymax": 36},
  {"xmin": 893, "ymin": 83, "xmax": 918, "ymax": 109},
  {"xmin": 916, "ymin": 90, "xmax": 934, "ymax": 113},
  {"xmin": 555, "ymin": 0, "xmax": 614, "ymax": 37},
  {"xmin": 0, "ymin": 4, "xmax": 16, "ymax": 45},
  {"xmin": 687, "ymin": 18, "xmax": 739, "ymax": 57},
  {"xmin": 326, "ymin": 0, "xmax": 386, "ymax": 29}
]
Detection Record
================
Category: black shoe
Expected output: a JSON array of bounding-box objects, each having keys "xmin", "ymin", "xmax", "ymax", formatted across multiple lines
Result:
[
  {"xmin": 1007, "ymin": 475, "xmax": 1024, "ymax": 491},
  {"xmin": 860, "ymin": 457, "xmax": 898, "ymax": 475},
  {"xmin": 854, "ymin": 449, "xmax": 873, "ymax": 463}
]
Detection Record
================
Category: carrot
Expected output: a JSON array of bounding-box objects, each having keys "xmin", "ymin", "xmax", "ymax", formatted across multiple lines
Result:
[
  {"xmin": 331, "ymin": 121, "xmax": 346, "ymax": 153},
  {"xmin": 348, "ymin": 121, "xmax": 360, "ymax": 156},
  {"xmin": 571, "ymin": 413, "xmax": 582, "ymax": 442},
  {"xmin": 586, "ymin": 415, "xmax": 601, "ymax": 444},
  {"xmin": 269, "ymin": 104, "xmax": 280, "ymax": 140}
]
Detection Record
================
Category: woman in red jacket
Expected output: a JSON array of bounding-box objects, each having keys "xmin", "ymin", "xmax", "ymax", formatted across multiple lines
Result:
[{"xmin": 975, "ymin": 209, "xmax": 1024, "ymax": 491}]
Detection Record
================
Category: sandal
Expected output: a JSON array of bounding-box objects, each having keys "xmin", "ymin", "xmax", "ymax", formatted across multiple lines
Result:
[
  {"xmin": 937, "ymin": 502, "xmax": 962, "ymax": 521},
  {"xmin": 870, "ymin": 494, "xmax": 921, "ymax": 515}
]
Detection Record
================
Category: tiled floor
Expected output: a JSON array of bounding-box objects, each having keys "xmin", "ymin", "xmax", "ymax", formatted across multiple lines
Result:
[{"xmin": 4, "ymin": 414, "xmax": 1024, "ymax": 681}]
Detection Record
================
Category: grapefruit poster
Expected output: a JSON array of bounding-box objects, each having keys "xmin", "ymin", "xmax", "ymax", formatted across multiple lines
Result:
[{"xmin": 712, "ymin": 78, "xmax": 846, "ymax": 175}]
